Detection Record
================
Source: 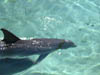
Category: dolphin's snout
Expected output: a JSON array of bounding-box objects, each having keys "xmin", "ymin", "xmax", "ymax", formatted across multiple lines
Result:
[
  {"xmin": 59, "ymin": 40, "xmax": 76, "ymax": 49},
  {"xmin": 65, "ymin": 40, "xmax": 77, "ymax": 47}
]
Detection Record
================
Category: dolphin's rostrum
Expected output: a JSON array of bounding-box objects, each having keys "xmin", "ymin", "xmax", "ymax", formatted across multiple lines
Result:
[{"xmin": 0, "ymin": 28, "xmax": 76, "ymax": 64}]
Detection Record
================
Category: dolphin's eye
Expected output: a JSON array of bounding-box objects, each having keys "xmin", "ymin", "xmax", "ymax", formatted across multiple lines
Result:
[{"xmin": 57, "ymin": 40, "xmax": 65, "ymax": 49}]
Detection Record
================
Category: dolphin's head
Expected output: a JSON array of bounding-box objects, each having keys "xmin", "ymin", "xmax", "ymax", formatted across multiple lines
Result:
[{"xmin": 58, "ymin": 40, "xmax": 76, "ymax": 49}]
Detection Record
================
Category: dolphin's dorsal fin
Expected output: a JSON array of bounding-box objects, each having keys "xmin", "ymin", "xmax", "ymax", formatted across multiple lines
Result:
[{"xmin": 1, "ymin": 28, "xmax": 20, "ymax": 44}]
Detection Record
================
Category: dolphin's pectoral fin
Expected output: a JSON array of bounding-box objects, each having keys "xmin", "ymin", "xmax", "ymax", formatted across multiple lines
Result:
[
  {"xmin": 1, "ymin": 28, "xmax": 20, "ymax": 44},
  {"xmin": 35, "ymin": 53, "xmax": 49, "ymax": 64}
]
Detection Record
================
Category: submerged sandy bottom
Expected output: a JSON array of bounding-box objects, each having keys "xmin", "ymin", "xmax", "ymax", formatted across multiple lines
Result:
[{"xmin": 0, "ymin": 0, "xmax": 100, "ymax": 75}]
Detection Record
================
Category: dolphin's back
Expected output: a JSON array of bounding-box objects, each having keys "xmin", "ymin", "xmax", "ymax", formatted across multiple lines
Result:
[
  {"xmin": 11, "ymin": 38, "xmax": 64, "ymax": 52},
  {"xmin": 0, "ymin": 39, "xmax": 64, "ymax": 57}
]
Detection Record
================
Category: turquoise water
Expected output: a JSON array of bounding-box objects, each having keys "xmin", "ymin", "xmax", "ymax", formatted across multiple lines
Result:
[{"xmin": 0, "ymin": 0, "xmax": 100, "ymax": 75}]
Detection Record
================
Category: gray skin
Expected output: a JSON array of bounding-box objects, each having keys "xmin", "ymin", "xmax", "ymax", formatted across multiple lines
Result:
[{"xmin": 0, "ymin": 28, "xmax": 76, "ymax": 64}]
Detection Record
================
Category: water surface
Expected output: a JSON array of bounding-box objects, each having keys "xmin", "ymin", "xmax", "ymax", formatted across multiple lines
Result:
[{"xmin": 0, "ymin": 0, "xmax": 100, "ymax": 75}]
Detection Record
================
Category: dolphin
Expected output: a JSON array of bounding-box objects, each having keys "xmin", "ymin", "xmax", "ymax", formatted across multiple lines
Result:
[{"xmin": 0, "ymin": 28, "xmax": 76, "ymax": 63}]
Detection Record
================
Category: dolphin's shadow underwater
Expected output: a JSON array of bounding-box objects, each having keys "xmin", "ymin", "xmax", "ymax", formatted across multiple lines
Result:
[
  {"xmin": 0, "ymin": 28, "xmax": 76, "ymax": 74},
  {"xmin": 0, "ymin": 58, "xmax": 35, "ymax": 75}
]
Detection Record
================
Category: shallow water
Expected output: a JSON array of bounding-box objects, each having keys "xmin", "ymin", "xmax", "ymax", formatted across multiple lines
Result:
[{"xmin": 0, "ymin": 0, "xmax": 100, "ymax": 75}]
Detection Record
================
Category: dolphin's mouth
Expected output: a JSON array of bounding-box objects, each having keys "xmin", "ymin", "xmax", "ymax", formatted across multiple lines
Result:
[
  {"xmin": 58, "ymin": 40, "xmax": 77, "ymax": 49},
  {"xmin": 65, "ymin": 40, "xmax": 77, "ymax": 47},
  {"xmin": 71, "ymin": 42, "xmax": 77, "ymax": 47}
]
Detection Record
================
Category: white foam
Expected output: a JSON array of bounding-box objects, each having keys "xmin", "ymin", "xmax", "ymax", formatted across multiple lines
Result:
[{"xmin": 0, "ymin": 37, "xmax": 34, "ymax": 40}]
